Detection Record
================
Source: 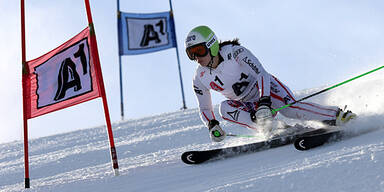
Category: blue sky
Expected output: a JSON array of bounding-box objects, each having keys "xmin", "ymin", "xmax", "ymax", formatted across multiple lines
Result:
[{"xmin": 0, "ymin": 0, "xmax": 383, "ymax": 144}]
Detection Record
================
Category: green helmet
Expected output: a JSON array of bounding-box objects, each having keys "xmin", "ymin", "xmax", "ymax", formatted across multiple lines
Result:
[{"xmin": 185, "ymin": 25, "xmax": 219, "ymax": 57}]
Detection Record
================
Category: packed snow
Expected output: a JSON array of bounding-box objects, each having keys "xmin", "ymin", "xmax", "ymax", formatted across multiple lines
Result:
[{"xmin": 0, "ymin": 71, "xmax": 384, "ymax": 192}]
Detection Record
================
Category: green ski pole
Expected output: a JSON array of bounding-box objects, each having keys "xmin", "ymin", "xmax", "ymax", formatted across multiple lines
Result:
[
  {"xmin": 227, "ymin": 133, "xmax": 261, "ymax": 138},
  {"xmin": 272, "ymin": 65, "xmax": 384, "ymax": 114}
]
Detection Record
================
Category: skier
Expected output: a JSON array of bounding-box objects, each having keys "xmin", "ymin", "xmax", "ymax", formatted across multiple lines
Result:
[{"xmin": 185, "ymin": 25, "xmax": 356, "ymax": 142}]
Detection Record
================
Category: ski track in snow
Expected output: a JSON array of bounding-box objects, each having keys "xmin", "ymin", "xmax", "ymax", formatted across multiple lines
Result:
[
  {"xmin": 205, "ymin": 140, "xmax": 384, "ymax": 192},
  {"xmin": 0, "ymin": 73, "xmax": 384, "ymax": 192}
]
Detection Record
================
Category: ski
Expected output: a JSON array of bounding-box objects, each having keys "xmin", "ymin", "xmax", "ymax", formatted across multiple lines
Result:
[
  {"xmin": 294, "ymin": 128, "xmax": 343, "ymax": 151},
  {"xmin": 181, "ymin": 136, "xmax": 293, "ymax": 164},
  {"xmin": 181, "ymin": 126, "xmax": 319, "ymax": 165}
]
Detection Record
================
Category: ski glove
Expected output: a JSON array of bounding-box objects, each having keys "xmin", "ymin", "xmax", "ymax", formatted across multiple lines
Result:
[
  {"xmin": 208, "ymin": 120, "xmax": 226, "ymax": 142},
  {"xmin": 251, "ymin": 96, "xmax": 275, "ymax": 137},
  {"xmin": 255, "ymin": 105, "xmax": 273, "ymax": 122},
  {"xmin": 251, "ymin": 96, "xmax": 273, "ymax": 123},
  {"xmin": 258, "ymin": 96, "xmax": 272, "ymax": 107}
]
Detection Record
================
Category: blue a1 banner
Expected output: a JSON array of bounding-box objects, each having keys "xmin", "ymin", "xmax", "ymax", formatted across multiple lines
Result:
[{"xmin": 118, "ymin": 11, "xmax": 177, "ymax": 55}]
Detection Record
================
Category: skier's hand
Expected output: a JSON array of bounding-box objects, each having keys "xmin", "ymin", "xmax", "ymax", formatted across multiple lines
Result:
[
  {"xmin": 254, "ymin": 96, "xmax": 273, "ymax": 123},
  {"xmin": 255, "ymin": 105, "xmax": 273, "ymax": 122},
  {"xmin": 254, "ymin": 105, "xmax": 274, "ymax": 138},
  {"xmin": 258, "ymin": 96, "xmax": 272, "ymax": 108},
  {"xmin": 252, "ymin": 96, "xmax": 274, "ymax": 137},
  {"xmin": 208, "ymin": 120, "xmax": 226, "ymax": 142}
]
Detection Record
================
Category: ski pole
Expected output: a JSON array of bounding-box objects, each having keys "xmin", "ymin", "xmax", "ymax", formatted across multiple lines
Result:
[
  {"xmin": 227, "ymin": 133, "xmax": 261, "ymax": 138},
  {"xmin": 272, "ymin": 65, "xmax": 384, "ymax": 114}
]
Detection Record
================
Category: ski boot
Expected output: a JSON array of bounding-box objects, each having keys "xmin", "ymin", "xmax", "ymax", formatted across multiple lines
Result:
[{"xmin": 323, "ymin": 106, "xmax": 357, "ymax": 126}]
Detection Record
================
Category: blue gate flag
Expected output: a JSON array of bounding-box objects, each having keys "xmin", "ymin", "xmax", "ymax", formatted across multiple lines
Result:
[{"xmin": 118, "ymin": 11, "xmax": 177, "ymax": 55}]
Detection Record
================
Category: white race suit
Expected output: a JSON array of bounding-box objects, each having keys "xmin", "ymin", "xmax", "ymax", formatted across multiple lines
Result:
[{"xmin": 192, "ymin": 44, "xmax": 338, "ymax": 131}]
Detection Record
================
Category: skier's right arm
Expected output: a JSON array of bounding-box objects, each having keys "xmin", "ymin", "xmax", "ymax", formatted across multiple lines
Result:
[{"xmin": 193, "ymin": 77, "xmax": 216, "ymax": 126}]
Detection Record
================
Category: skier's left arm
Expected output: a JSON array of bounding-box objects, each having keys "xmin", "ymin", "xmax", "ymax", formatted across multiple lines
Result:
[{"xmin": 235, "ymin": 46, "xmax": 274, "ymax": 123}]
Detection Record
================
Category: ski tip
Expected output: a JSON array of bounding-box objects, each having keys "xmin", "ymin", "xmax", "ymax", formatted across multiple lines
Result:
[
  {"xmin": 181, "ymin": 150, "xmax": 214, "ymax": 165},
  {"xmin": 294, "ymin": 138, "xmax": 308, "ymax": 151},
  {"xmin": 293, "ymin": 130, "xmax": 342, "ymax": 151},
  {"xmin": 181, "ymin": 151, "xmax": 197, "ymax": 164}
]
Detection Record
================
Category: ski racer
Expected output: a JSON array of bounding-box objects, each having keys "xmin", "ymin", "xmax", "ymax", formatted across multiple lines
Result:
[{"xmin": 185, "ymin": 25, "xmax": 356, "ymax": 142}]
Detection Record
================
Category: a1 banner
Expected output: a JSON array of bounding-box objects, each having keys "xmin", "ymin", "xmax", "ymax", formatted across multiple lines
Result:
[
  {"xmin": 118, "ymin": 11, "xmax": 177, "ymax": 55},
  {"xmin": 23, "ymin": 27, "xmax": 101, "ymax": 119}
]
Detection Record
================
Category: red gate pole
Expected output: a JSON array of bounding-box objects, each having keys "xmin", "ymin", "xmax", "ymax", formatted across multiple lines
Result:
[
  {"xmin": 84, "ymin": 0, "xmax": 119, "ymax": 176},
  {"xmin": 21, "ymin": 0, "xmax": 30, "ymax": 188}
]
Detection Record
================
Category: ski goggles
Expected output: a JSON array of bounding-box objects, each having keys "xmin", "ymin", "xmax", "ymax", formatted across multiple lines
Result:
[{"xmin": 186, "ymin": 43, "xmax": 209, "ymax": 60}]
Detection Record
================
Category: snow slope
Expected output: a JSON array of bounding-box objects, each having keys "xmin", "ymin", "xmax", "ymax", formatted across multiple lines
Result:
[{"xmin": 1, "ymin": 71, "xmax": 384, "ymax": 192}]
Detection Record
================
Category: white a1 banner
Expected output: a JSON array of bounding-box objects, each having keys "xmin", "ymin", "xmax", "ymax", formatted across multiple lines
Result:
[
  {"xmin": 24, "ymin": 27, "xmax": 101, "ymax": 119},
  {"xmin": 34, "ymin": 38, "xmax": 92, "ymax": 108},
  {"xmin": 118, "ymin": 11, "xmax": 177, "ymax": 55}
]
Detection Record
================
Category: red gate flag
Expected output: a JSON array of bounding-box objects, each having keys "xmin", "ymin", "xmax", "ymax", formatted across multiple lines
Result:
[
  {"xmin": 21, "ymin": 1, "xmax": 119, "ymax": 188},
  {"xmin": 23, "ymin": 27, "xmax": 100, "ymax": 119}
]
